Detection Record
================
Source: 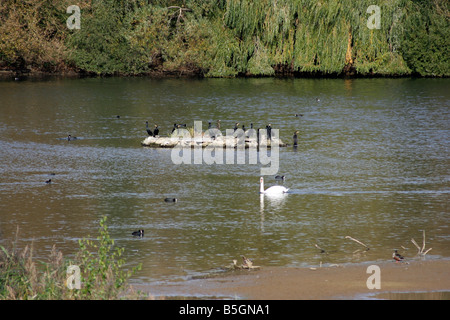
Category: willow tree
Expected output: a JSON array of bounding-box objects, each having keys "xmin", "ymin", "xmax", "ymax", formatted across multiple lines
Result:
[
  {"xmin": 217, "ymin": 0, "xmax": 416, "ymax": 76},
  {"xmin": 291, "ymin": 0, "xmax": 351, "ymax": 74},
  {"xmin": 347, "ymin": 0, "xmax": 411, "ymax": 75}
]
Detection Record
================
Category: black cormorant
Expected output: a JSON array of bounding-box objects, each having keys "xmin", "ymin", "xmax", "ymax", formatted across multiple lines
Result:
[{"xmin": 146, "ymin": 121, "xmax": 153, "ymax": 136}]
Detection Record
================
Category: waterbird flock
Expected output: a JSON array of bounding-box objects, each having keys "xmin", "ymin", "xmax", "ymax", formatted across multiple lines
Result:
[
  {"xmin": 55, "ymin": 103, "xmax": 327, "ymax": 239},
  {"xmin": 142, "ymin": 119, "xmax": 304, "ymax": 151},
  {"xmin": 48, "ymin": 98, "xmax": 428, "ymax": 268},
  {"xmin": 145, "ymin": 120, "xmax": 299, "ymax": 143}
]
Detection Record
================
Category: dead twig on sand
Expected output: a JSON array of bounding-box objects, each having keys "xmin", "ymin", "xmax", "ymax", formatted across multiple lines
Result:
[
  {"xmin": 241, "ymin": 255, "xmax": 260, "ymax": 270},
  {"xmin": 225, "ymin": 256, "xmax": 260, "ymax": 270},
  {"xmin": 411, "ymin": 230, "xmax": 432, "ymax": 257}
]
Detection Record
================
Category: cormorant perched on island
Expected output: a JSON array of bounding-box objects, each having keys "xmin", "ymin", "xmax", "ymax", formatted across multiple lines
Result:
[
  {"xmin": 266, "ymin": 124, "xmax": 272, "ymax": 140},
  {"xmin": 171, "ymin": 123, "xmax": 177, "ymax": 134},
  {"xmin": 293, "ymin": 130, "xmax": 299, "ymax": 147},
  {"xmin": 171, "ymin": 123, "xmax": 186, "ymax": 133},
  {"xmin": 153, "ymin": 125, "xmax": 159, "ymax": 136},
  {"xmin": 145, "ymin": 121, "xmax": 153, "ymax": 136}
]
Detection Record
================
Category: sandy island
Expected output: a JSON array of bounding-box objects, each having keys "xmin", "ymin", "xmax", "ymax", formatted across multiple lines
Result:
[{"xmin": 137, "ymin": 259, "xmax": 450, "ymax": 300}]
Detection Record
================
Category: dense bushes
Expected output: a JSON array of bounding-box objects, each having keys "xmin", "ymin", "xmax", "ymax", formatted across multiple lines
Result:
[
  {"xmin": 0, "ymin": 0, "xmax": 448, "ymax": 77},
  {"xmin": 400, "ymin": 0, "xmax": 450, "ymax": 76},
  {"xmin": 0, "ymin": 0, "xmax": 71, "ymax": 71}
]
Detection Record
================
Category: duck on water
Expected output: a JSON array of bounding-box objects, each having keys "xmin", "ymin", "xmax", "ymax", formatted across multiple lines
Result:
[
  {"xmin": 132, "ymin": 229, "xmax": 144, "ymax": 237},
  {"xmin": 67, "ymin": 135, "xmax": 78, "ymax": 141}
]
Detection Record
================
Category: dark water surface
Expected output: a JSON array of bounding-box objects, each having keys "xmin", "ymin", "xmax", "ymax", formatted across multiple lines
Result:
[{"xmin": 0, "ymin": 77, "xmax": 449, "ymax": 287}]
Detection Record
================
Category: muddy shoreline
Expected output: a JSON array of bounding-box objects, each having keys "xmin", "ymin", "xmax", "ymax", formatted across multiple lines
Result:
[{"xmin": 134, "ymin": 259, "xmax": 450, "ymax": 300}]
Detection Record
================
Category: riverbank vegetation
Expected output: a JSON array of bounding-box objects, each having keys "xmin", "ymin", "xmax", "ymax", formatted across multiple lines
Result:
[
  {"xmin": 0, "ymin": 0, "xmax": 448, "ymax": 77},
  {"xmin": 0, "ymin": 217, "xmax": 142, "ymax": 299}
]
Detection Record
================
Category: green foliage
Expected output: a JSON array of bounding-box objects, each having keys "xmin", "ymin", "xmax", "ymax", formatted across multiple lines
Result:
[
  {"xmin": 67, "ymin": 0, "xmax": 145, "ymax": 75},
  {"xmin": 0, "ymin": 217, "xmax": 141, "ymax": 300},
  {"xmin": 247, "ymin": 39, "xmax": 275, "ymax": 76},
  {"xmin": 74, "ymin": 216, "xmax": 141, "ymax": 299},
  {"xmin": 0, "ymin": 0, "xmax": 72, "ymax": 70},
  {"xmin": 0, "ymin": 0, "xmax": 448, "ymax": 76},
  {"xmin": 349, "ymin": 0, "xmax": 410, "ymax": 75},
  {"xmin": 124, "ymin": 5, "xmax": 169, "ymax": 72},
  {"xmin": 400, "ymin": 0, "xmax": 450, "ymax": 76},
  {"xmin": 291, "ymin": 0, "xmax": 349, "ymax": 74}
]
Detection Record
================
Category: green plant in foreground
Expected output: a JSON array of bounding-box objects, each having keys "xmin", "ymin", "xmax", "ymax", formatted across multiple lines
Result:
[
  {"xmin": 0, "ymin": 240, "xmax": 69, "ymax": 299},
  {"xmin": 0, "ymin": 217, "xmax": 142, "ymax": 300},
  {"xmin": 74, "ymin": 216, "xmax": 142, "ymax": 299}
]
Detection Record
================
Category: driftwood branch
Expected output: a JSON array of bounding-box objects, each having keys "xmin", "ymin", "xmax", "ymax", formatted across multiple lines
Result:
[
  {"xmin": 241, "ymin": 255, "xmax": 260, "ymax": 269},
  {"xmin": 421, "ymin": 229, "xmax": 426, "ymax": 253},
  {"xmin": 345, "ymin": 236, "xmax": 370, "ymax": 251},
  {"xmin": 225, "ymin": 255, "xmax": 260, "ymax": 270},
  {"xmin": 411, "ymin": 230, "xmax": 432, "ymax": 256}
]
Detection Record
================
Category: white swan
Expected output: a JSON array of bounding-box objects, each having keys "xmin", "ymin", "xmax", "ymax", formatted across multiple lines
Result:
[{"xmin": 259, "ymin": 177, "xmax": 289, "ymax": 194}]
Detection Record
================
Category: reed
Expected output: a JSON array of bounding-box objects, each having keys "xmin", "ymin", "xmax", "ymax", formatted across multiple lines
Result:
[{"xmin": 0, "ymin": 217, "xmax": 142, "ymax": 300}]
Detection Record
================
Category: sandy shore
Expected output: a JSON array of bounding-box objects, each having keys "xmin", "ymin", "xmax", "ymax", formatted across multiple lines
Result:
[{"xmin": 138, "ymin": 259, "xmax": 450, "ymax": 300}]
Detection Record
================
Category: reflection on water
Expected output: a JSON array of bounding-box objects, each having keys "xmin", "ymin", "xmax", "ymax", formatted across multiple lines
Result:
[
  {"xmin": 260, "ymin": 193, "xmax": 289, "ymax": 233},
  {"xmin": 0, "ymin": 77, "xmax": 449, "ymax": 286}
]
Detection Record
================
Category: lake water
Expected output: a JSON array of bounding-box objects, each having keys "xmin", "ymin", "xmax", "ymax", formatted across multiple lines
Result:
[{"xmin": 0, "ymin": 77, "xmax": 449, "ymax": 288}]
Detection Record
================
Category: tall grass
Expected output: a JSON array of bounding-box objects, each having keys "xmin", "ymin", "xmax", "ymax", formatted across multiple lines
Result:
[{"xmin": 0, "ymin": 217, "xmax": 142, "ymax": 300}]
